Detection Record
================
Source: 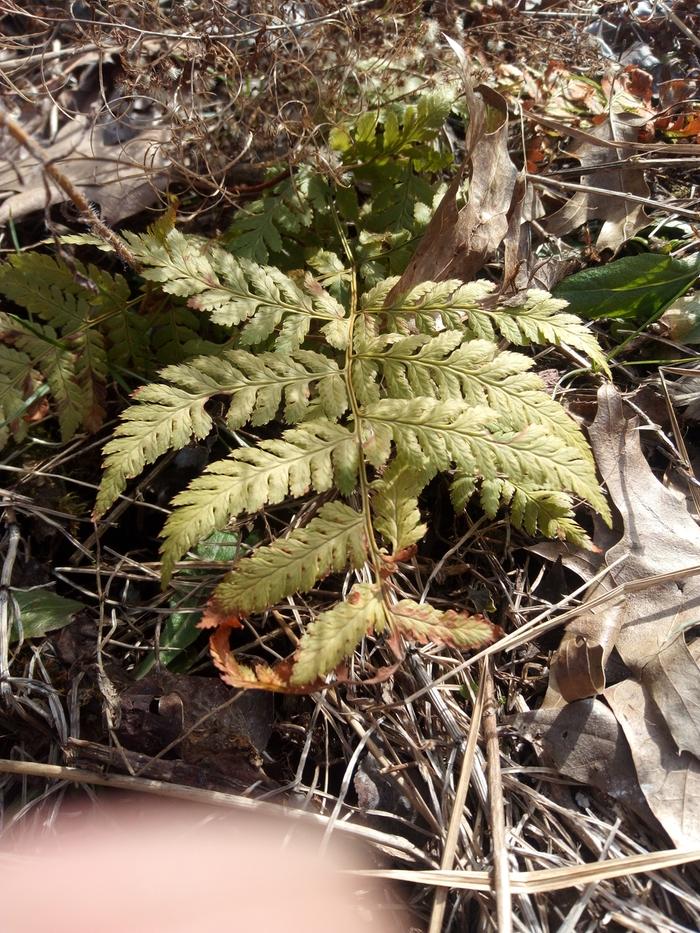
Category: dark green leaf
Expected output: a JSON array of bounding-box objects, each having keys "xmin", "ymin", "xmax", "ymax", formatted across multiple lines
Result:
[
  {"xmin": 135, "ymin": 530, "xmax": 239, "ymax": 678},
  {"xmin": 11, "ymin": 589, "xmax": 85, "ymax": 642},
  {"xmin": 134, "ymin": 606, "xmax": 203, "ymax": 678},
  {"xmin": 553, "ymin": 253, "xmax": 700, "ymax": 322}
]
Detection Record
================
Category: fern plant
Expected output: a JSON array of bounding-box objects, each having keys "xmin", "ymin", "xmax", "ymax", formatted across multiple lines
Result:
[
  {"xmin": 94, "ymin": 219, "xmax": 610, "ymax": 689},
  {"xmin": 0, "ymin": 87, "xmax": 611, "ymax": 690},
  {"xmin": 0, "ymin": 242, "xmax": 226, "ymax": 447},
  {"xmin": 222, "ymin": 87, "xmax": 457, "ymax": 287},
  {"xmin": 0, "ymin": 253, "xmax": 132, "ymax": 444}
]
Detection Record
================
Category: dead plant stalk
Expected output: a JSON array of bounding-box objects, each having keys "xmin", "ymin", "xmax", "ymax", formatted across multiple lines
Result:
[{"xmin": 0, "ymin": 106, "xmax": 139, "ymax": 268}]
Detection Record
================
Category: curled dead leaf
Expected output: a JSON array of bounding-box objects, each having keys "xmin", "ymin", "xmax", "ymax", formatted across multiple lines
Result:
[
  {"xmin": 386, "ymin": 82, "xmax": 518, "ymax": 300},
  {"xmin": 208, "ymin": 625, "xmax": 323, "ymax": 695},
  {"xmin": 198, "ymin": 600, "xmax": 243, "ymax": 631},
  {"xmin": 541, "ymin": 111, "xmax": 650, "ymax": 253}
]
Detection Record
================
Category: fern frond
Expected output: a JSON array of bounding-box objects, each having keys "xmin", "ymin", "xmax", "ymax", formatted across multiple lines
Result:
[
  {"xmin": 164, "ymin": 348, "xmax": 347, "ymax": 428},
  {"xmin": 210, "ymin": 626, "xmax": 320, "ymax": 694},
  {"xmin": 95, "ymin": 347, "xmax": 350, "ymax": 516},
  {"xmin": 306, "ymin": 249, "xmax": 349, "ymax": 294},
  {"xmin": 361, "ymin": 278, "xmax": 401, "ymax": 310},
  {"xmin": 331, "ymin": 86, "xmax": 456, "ymax": 167},
  {"xmin": 376, "ymin": 279, "xmax": 495, "ymax": 332},
  {"xmin": 10, "ymin": 322, "xmax": 91, "ymax": 440},
  {"xmin": 383, "ymin": 86, "xmax": 457, "ymax": 158},
  {"xmin": 95, "ymin": 385, "xmax": 214, "ymax": 517},
  {"xmin": 0, "ymin": 345, "xmax": 37, "ymax": 446},
  {"xmin": 58, "ymin": 232, "xmax": 113, "ymax": 250},
  {"xmin": 471, "ymin": 477, "xmax": 591, "ymax": 547},
  {"xmin": 375, "ymin": 280, "xmax": 606, "ymax": 370},
  {"xmin": 291, "ymin": 583, "xmax": 387, "ymax": 685},
  {"xmin": 124, "ymin": 229, "xmax": 348, "ymax": 351},
  {"xmin": 389, "ymin": 599, "xmax": 500, "ymax": 650},
  {"xmin": 39, "ymin": 341, "xmax": 86, "ymax": 439},
  {"xmin": 509, "ymin": 483, "xmax": 592, "ymax": 547},
  {"xmin": 365, "ymin": 168, "xmax": 435, "ymax": 232},
  {"xmin": 103, "ymin": 298, "xmax": 150, "ymax": 369},
  {"xmin": 371, "ymin": 459, "xmax": 428, "ymax": 554},
  {"xmin": 160, "ymin": 421, "xmax": 359, "ymax": 581},
  {"xmin": 226, "ymin": 193, "xmax": 286, "ymax": 263},
  {"xmin": 0, "ymin": 254, "xmax": 127, "ymax": 435},
  {"xmin": 123, "ymin": 227, "xmax": 212, "ymax": 296},
  {"xmin": 356, "ymin": 229, "xmax": 420, "ymax": 289},
  {"xmin": 464, "ymin": 289, "xmax": 609, "ymax": 371},
  {"xmin": 225, "ymin": 170, "xmax": 325, "ymax": 263},
  {"xmin": 363, "ymin": 397, "xmax": 610, "ymax": 519},
  {"xmin": 0, "ymin": 253, "xmax": 125, "ymax": 330},
  {"xmin": 362, "ymin": 335, "xmax": 592, "ymax": 457},
  {"xmin": 150, "ymin": 305, "xmax": 203, "ymax": 365},
  {"xmin": 351, "ymin": 310, "xmax": 382, "ymax": 407},
  {"xmin": 211, "ymin": 501, "xmax": 366, "ymax": 613}
]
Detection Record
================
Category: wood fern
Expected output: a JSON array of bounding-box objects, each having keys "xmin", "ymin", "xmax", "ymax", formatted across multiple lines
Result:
[
  {"xmin": 0, "ymin": 245, "xmax": 227, "ymax": 445},
  {"xmin": 0, "ymin": 90, "xmax": 608, "ymax": 688},
  {"xmin": 94, "ymin": 223, "xmax": 611, "ymax": 688},
  {"xmin": 0, "ymin": 253, "xmax": 127, "ymax": 441}
]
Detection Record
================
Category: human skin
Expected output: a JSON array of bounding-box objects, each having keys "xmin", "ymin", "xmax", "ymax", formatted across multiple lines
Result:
[{"xmin": 1, "ymin": 800, "xmax": 398, "ymax": 933}]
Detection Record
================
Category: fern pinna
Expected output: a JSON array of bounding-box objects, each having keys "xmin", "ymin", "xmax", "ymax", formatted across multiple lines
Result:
[{"xmin": 94, "ymin": 220, "xmax": 610, "ymax": 690}]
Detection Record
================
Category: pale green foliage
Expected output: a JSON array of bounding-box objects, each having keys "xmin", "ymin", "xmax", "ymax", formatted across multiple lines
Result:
[
  {"xmin": 371, "ymin": 460, "xmax": 427, "ymax": 554},
  {"xmin": 94, "ymin": 228, "xmax": 609, "ymax": 684},
  {"xmin": 498, "ymin": 482, "xmax": 591, "ymax": 547},
  {"xmin": 291, "ymin": 583, "xmax": 387, "ymax": 686},
  {"xmin": 0, "ymin": 83, "xmax": 612, "ymax": 690},
  {"xmin": 378, "ymin": 279, "xmax": 609, "ymax": 371},
  {"xmin": 95, "ymin": 346, "xmax": 349, "ymax": 517},
  {"xmin": 326, "ymin": 87, "xmax": 457, "ymax": 286},
  {"xmin": 84, "ymin": 81, "xmax": 610, "ymax": 686},
  {"xmin": 159, "ymin": 421, "xmax": 358, "ymax": 582},
  {"xmin": 457, "ymin": 476, "xmax": 592, "ymax": 548},
  {"xmin": 123, "ymin": 227, "xmax": 348, "ymax": 351},
  {"xmin": 94, "ymin": 382, "xmax": 215, "ymax": 518},
  {"xmin": 363, "ymin": 397, "xmax": 608, "ymax": 517},
  {"xmin": 212, "ymin": 502, "xmax": 366, "ymax": 614},
  {"xmin": 358, "ymin": 333, "xmax": 593, "ymax": 457},
  {"xmin": 330, "ymin": 85, "xmax": 457, "ymax": 169}
]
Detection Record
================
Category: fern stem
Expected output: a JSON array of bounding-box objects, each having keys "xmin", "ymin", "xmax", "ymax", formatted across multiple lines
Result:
[{"xmin": 334, "ymin": 204, "xmax": 384, "ymax": 582}]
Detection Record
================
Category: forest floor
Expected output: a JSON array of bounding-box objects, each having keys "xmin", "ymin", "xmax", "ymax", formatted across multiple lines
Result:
[{"xmin": 1, "ymin": 3, "xmax": 700, "ymax": 931}]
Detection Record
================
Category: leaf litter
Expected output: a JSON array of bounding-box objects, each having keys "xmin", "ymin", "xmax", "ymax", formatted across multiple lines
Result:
[
  {"xmin": 540, "ymin": 110, "xmax": 651, "ymax": 254},
  {"xmin": 386, "ymin": 81, "xmax": 518, "ymax": 299},
  {"xmin": 0, "ymin": 116, "xmax": 170, "ymax": 227},
  {"xmin": 2, "ymin": 5, "xmax": 700, "ymax": 931},
  {"xmin": 514, "ymin": 384, "xmax": 700, "ymax": 847}
]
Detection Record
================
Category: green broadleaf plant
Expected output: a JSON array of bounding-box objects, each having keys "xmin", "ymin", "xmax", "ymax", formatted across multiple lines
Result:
[
  {"xmin": 553, "ymin": 252, "xmax": 700, "ymax": 323},
  {"xmin": 94, "ymin": 217, "xmax": 611, "ymax": 688},
  {"xmin": 10, "ymin": 588, "xmax": 85, "ymax": 643}
]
